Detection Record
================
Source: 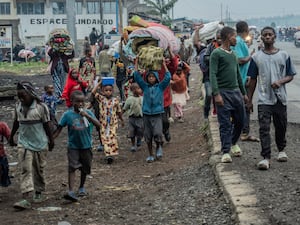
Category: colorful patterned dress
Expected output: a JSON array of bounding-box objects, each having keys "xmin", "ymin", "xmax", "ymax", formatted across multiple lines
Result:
[{"xmin": 95, "ymin": 94, "xmax": 122, "ymax": 156}]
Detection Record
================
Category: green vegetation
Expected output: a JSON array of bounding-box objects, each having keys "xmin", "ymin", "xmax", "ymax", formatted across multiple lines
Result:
[
  {"xmin": 0, "ymin": 61, "xmax": 48, "ymax": 76},
  {"xmin": 144, "ymin": 0, "xmax": 178, "ymax": 27},
  {"xmin": 0, "ymin": 61, "xmax": 80, "ymax": 76}
]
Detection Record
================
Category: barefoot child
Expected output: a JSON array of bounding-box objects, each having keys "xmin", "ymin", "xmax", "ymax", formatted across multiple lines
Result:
[
  {"xmin": 53, "ymin": 90, "xmax": 100, "ymax": 201},
  {"xmin": 9, "ymin": 81, "xmax": 54, "ymax": 210},
  {"xmin": 91, "ymin": 78, "xmax": 124, "ymax": 164}
]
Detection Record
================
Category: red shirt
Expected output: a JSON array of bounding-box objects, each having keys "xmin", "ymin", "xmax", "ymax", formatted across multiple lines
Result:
[
  {"xmin": 62, "ymin": 69, "xmax": 88, "ymax": 107},
  {"xmin": 0, "ymin": 122, "xmax": 11, "ymax": 157},
  {"xmin": 158, "ymin": 55, "xmax": 178, "ymax": 107}
]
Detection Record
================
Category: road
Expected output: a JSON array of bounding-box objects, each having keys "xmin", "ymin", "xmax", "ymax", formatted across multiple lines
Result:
[{"xmin": 250, "ymin": 41, "xmax": 300, "ymax": 123}]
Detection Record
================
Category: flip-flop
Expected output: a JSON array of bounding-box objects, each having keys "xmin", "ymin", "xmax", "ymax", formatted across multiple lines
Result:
[
  {"xmin": 240, "ymin": 135, "xmax": 260, "ymax": 142},
  {"xmin": 13, "ymin": 199, "xmax": 31, "ymax": 210}
]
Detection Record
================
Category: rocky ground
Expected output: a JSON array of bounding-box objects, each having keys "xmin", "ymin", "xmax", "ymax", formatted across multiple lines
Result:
[
  {"xmin": 0, "ymin": 65, "xmax": 235, "ymax": 225},
  {"xmin": 228, "ymin": 121, "xmax": 300, "ymax": 225},
  {"xmin": 2, "ymin": 62, "xmax": 299, "ymax": 225}
]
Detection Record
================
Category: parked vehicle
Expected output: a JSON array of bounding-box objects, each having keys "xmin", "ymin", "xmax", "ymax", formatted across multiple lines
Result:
[{"xmin": 294, "ymin": 31, "xmax": 300, "ymax": 47}]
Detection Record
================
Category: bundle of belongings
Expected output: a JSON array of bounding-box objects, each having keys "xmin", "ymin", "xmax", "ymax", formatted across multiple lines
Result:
[
  {"xmin": 119, "ymin": 15, "xmax": 180, "ymax": 70},
  {"xmin": 137, "ymin": 46, "xmax": 164, "ymax": 71},
  {"xmin": 191, "ymin": 21, "xmax": 224, "ymax": 44},
  {"xmin": 48, "ymin": 28, "xmax": 74, "ymax": 55}
]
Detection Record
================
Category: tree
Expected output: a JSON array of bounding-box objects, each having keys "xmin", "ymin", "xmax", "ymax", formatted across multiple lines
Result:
[{"xmin": 144, "ymin": 0, "xmax": 178, "ymax": 26}]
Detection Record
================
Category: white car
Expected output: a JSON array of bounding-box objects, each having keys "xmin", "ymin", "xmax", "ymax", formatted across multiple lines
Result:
[{"xmin": 294, "ymin": 31, "xmax": 300, "ymax": 47}]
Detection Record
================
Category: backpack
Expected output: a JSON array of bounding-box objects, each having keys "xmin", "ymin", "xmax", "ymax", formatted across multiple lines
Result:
[{"xmin": 199, "ymin": 47, "xmax": 208, "ymax": 73}]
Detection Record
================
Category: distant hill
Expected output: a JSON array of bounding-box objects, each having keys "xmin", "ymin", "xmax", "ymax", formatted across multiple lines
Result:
[
  {"xmin": 246, "ymin": 14, "xmax": 300, "ymax": 29},
  {"xmin": 189, "ymin": 14, "xmax": 300, "ymax": 30}
]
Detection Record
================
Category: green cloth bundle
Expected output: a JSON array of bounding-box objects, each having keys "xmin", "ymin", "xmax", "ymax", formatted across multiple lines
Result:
[{"xmin": 137, "ymin": 46, "xmax": 164, "ymax": 71}]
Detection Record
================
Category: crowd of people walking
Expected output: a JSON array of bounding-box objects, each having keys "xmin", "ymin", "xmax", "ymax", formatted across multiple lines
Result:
[{"xmin": 0, "ymin": 21, "xmax": 296, "ymax": 211}]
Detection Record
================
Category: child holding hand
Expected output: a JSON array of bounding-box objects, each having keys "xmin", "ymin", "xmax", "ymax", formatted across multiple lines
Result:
[
  {"xmin": 53, "ymin": 90, "xmax": 100, "ymax": 202},
  {"xmin": 9, "ymin": 81, "xmax": 54, "ymax": 210}
]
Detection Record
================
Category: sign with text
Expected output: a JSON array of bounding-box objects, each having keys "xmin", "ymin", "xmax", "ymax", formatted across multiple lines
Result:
[
  {"xmin": 0, "ymin": 26, "xmax": 12, "ymax": 48},
  {"xmin": 104, "ymin": 34, "xmax": 121, "ymax": 47}
]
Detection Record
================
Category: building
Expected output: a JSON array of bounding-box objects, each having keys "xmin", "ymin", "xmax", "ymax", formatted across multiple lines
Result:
[
  {"xmin": 0, "ymin": 0, "xmax": 128, "ymax": 47},
  {"xmin": 0, "ymin": 0, "xmax": 158, "ymax": 49}
]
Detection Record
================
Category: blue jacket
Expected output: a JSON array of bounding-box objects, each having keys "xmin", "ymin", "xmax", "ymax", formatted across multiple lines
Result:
[{"xmin": 134, "ymin": 70, "xmax": 171, "ymax": 115}]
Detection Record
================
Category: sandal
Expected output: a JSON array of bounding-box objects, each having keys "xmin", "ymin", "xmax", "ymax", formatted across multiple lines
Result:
[
  {"xmin": 78, "ymin": 187, "xmax": 88, "ymax": 197},
  {"xmin": 156, "ymin": 147, "xmax": 163, "ymax": 159},
  {"xmin": 240, "ymin": 135, "xmax": 260, "ymax": 142},
  {"xmin": 63, "ymin": 191, "xmax": 78, "ymax": 202},
  {"xmin": 146, "ymin": 156, "xmax": 155, "ymax": 163},
  {"xmin": 13, "ymin": 199, "xmax": 31, "ymax": 210},
  {"xmin": 105, "ymin": 156, "xmax": 114, "ymax": 164}
]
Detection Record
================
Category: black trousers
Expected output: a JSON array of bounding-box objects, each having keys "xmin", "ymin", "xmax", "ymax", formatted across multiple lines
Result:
[
  {"xmin": 162, "ymin": 106, "xmax": 170, "ymax": 134},
  {"xmin": 258, "ymin": 101, "xmax": 287, "ymax": 159}
]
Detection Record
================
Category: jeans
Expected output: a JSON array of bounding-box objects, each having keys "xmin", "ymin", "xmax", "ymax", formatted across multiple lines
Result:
[
  {"xmin": 216, "ymin": 90, "xmax": 245, "ymax": 154},
  {"xmin": 258, "ymin": 101, "xmax": 287, "ymax": 159},
  {"xmin": 204, "ymin": 81, "xmax": 212, "ymax": 119},
  {"xmin": 242, "ymin": 107, "xmax": 250, "ymax": 135}
]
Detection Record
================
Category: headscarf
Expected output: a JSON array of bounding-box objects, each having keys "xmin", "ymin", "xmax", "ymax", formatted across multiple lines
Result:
[{"xmin": 17, "ymin": 81, "xmax": 40, "ymax": 102}]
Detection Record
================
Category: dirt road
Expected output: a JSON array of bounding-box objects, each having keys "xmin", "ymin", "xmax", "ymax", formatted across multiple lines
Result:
[{"xmin": 0, "ymin": 64, "xmax": 235, "ymax": 225}]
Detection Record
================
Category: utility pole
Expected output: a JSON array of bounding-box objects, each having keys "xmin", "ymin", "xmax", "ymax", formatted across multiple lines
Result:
[
  {"xmin": 116, "ymin": 0, "xmax": 119, "ymax": 32},
  {"xmin": 99, "ymin": 0, "xmax": 104, "ymax": 44},
  {"xmin": 66, "ymin": 0, "xmax": 78, "ymax": 56},
  {"xmin": 119, "ymin": 0, "xmax": 123, "ymax": 33}
]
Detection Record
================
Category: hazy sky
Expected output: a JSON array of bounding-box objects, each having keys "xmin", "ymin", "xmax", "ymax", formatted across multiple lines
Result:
[{"xmin": 173, "ymin": 0, "xmax": 300, "ymax": 21}]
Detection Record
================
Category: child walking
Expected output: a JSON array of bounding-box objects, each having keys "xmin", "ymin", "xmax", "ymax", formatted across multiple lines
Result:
[
  {"xmin": 41, "ymin": 84, "xmax": 61, "ymax": 131},
  {"xmin": 53, "ymin": 90, "xmax": 100, "ymax": 201},
  {"xmin": 0, "ymin": 121, "xmax": 11, "ymax": 188},
  {"xmin": 124, "ymin": 68, "xmax": 135, "ymax": 99},
  {"xmin": 91, "ymin": 78, "xmax": 124, "ymax": 164},
  {"xmin": 9, "ymin": 81, "xmax": 54, "ymax": 210},
  {"xmin": 113, "ymin": 59, "xmax": 127, "ymax": 102},
  {"xmin": 170, "ymin": 65, "xmax": 189, "ymax": 122},
  {"xmin": 209, "ymin": 27, "xmax": 247, "ymax": 163},
  {"xmin": 134, "ymin": 58, "xmax": 171, "ymax": 162},
  {"xmin": 123, "ymin": 83, "xmax": 144, "ymax": 152},
  {"xmin": 62, "ymin": 68, "xmax": 88, "ymax": 108},
  {"xmin": 88, "ymin": 77, "xmax": 104, "ymax": 152},
  {"xmin": 79, "ymin": 48, "xmax": 96, "ymax": 92}
]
